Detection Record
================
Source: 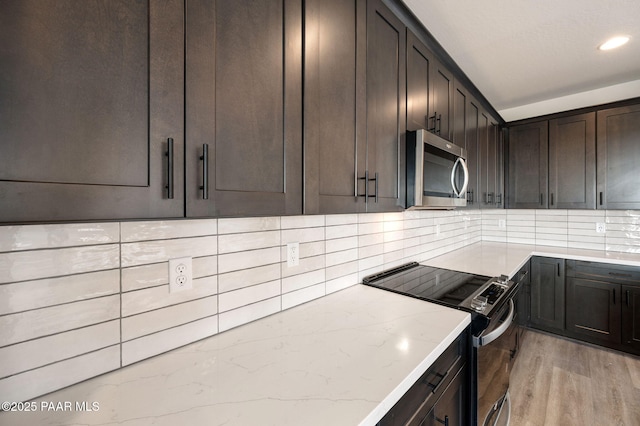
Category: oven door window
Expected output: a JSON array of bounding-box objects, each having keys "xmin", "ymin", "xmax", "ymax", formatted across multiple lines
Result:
[{"xmin": 423, "ymin": 144, "xmax": 465, "ymax": 198}]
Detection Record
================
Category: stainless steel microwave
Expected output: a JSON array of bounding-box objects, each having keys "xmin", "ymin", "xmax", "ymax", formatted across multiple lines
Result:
[{"xmin": 407, "ymin": 129, "xmax": 469, "ymax": 209}]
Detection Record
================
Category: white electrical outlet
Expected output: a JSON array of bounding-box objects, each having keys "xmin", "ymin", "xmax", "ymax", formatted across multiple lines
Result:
[
  {"xmin": 436, "ymin": 224, "xmax": 441, "ymax": 235},
  {"xmin": 498, "ymin": 219, "xmax": 506, "ymax": 229},
  {"xmin": 596, "ymin": 223, "xmax": 606, "ymax": 233},
  {"xmin": 169, "ymin": 256, "xmax": 193, "ymax": 293},
  {"xmin": 287, "ymin": 242, "xmax": 299, "ymax": 267}
]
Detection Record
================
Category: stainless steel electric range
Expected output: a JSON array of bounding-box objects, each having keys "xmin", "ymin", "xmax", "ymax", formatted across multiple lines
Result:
[{"xmin": 363, "ymin": 262, "xmax": 521, "ymax": 426}]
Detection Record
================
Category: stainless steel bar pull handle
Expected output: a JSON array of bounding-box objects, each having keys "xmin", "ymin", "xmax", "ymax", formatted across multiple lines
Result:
[
  {"xmin": 436, "ymin": 113, "xmax": 442, "ymax": 134},
  {"xmin": 358, "ymin": 171, "xmax": 378, "ymax": 203},
  {"xmin": 373, "ymin": 172, "xmax": 379, "ymax": 203},
  {"xmin": 166, "ymin": 138, "xmax": 174, "ymax": 199},
  {"xmin": 436, "ymin": 415, "xmax": 449, "ymax": 426},
  {"xmin": 200, "ymin": 144, "xmax": 209, "ymax": 200}
]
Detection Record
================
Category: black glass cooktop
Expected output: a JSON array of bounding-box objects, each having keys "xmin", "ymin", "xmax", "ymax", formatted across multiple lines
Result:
[{"xmin": 362, "ymin": 262, "xmax": 494, "ymax": 312}]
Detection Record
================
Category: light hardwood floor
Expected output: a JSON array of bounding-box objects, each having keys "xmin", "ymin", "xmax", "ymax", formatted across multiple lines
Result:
[{"xmin": 510, "ymin": 329, "xmax": 640, "ymax": 426}]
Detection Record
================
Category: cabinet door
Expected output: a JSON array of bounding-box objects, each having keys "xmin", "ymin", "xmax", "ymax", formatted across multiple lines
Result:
[
  {"xmin": 507, "ymin": 121, "xmax": 548, "ymax": 208},
  {"xmin": 492, "ymin": 119, "xmax": 505, "ymax": 208},
  {"xmin": 0, "ymin": 0, "xmax": 184, "ymax": 222},
  {"xmin": 185, "ymin": 0, "xmax": 302, "ymax": 217},
  {"xmin": 530, "ymin": 257, "xmax": 565, "ymax": 333},
  {"xmin": 303, "ymin": 0, "xmax": 366, "ymax": 214},
  {"xmin": 479, "ymin": 110, "xmax": 498, "ymax": 207},
  {"xmin": 622, "ymin": 285, "xmax": 640, "ymax": 354},
  {"xmin": 464, "ymin": 97, "xmax": 480, "ymax": 208},
  {"xmin": 596, "ymin": 104, "xmax": 640, "ymax": 209},
  {"xmin": 566, "ymin": 278, "xmax": 621, "ymax": 345},
  {"xmin": 549, "ymin": 113, "xmax": 596, "ymax": 209},
  {"xmin": 366, "ymin": 0, "xmax": 406, "ymax": 212},
  {"xmin": 406, "ymin": 30, "xmax": 432, "ymax": 133},
  {"xmin": 430, "ymin": 59, "xmax": 454, "ymax": 141},
  {"xmin": 515, "ymin": 260, "xmax": 531, "ymax": 327},
  {"xmin": 421, "ymin": 366, "xmax": 469, "ymax": 426}
]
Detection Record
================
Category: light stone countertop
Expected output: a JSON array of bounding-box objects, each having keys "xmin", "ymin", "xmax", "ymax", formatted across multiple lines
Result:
[
  {"xmin": 1, "ymin": 285, "xmax": 470, "ymax": 426},
  {"xmin": 422, "ymin": 241, "xmax": 640, "ymax": 278}
]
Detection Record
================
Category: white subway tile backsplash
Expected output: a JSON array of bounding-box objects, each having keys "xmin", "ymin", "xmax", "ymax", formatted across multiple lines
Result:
[
  {"xmin": 122, "ymin": 296, "xmax": 218, "ymax": 341},
  {"xmin": 326, "ymin": 273, "xmax": 358, "ymax": 294},
  {"xmin": 122, "ymin": 316, "xmax": 218, "ymax": 366},
  {"xmin": 282, "ymin": 283, "xmax": 325, "ymax": 310},
  {"xmin": 219, "ymin": 297, "xmax": 281, "ymax": 333},
  {"xmin": 218, "ymin": 263, "xmax": 281, "ymax": 293},
  {"xmin": 121, "ymin": 236, "xmax": 217, "ymax": 268},
  {"xmin": 325, "ymin": 261, "xmax": 358, "ymax": 281},
  {"xmin": 282, "ymin": 269, "xmax": 325, "ymax": 294},
  {"xmin": 121, "ymin": 276, "xmax": 218, "ymax": 317},
  {"xmin": 326, "ymin": 248, "xmax": 358, "ymax": 267},
  {"xmin": 122, "ymin": 263, "xmax": 167, "ymax": 292},
  {"xmin": 0, "ymin": 244, "xmax": 119, "ymax": 284},
  {"xmin": 281, "ymin": 255, "xmax": 325, "ymax": 278},
  {"xmin": 326, "ymin": 214, "xmax": 358, "ymax": 226},
  {"xmin": 0, "ymin": 223, "xmax": 119, "ymax": 252},
  {"xmin": 0, "ymin": 295, "xmax": 120, "ymax": 347},
  {"xmin": 280, "ymin": 215, "xmax": 325, "ymax": 229},
  {"xmin": 218, "ymin": 230, "xmax": 280, "ymax": 254},
  {"xmin": 325, "ymin": 236, "xmax": 358, "ymax": 253},
  {"xmin": 0, "ymin": 270, "xmax": 119, "ymax": 315},
  {"xmin": 281, "ymin": 226, "xmax": 325, "ymax": 243},
  {"xmin": 121, "ymin": 219, "xmax": 217, "ymax": 242},
  {"xmin": 0, "ymin": 345, "xmax": 120, "ymax": 404},
  {"xmin": 219, "ymin": 281, "xmax": 280, "ymax": 313},
  {"xmin": 218, "ymin": 247, "xmax": 280, "ymax": 274},
  {"xmin": 218, "ymin": 216, "xmax": 280, "ymax": 234},
  {"xmin": 0, "ymin": 320, "xmax": 120, "ymax": 379},
  {"xmin": 325, "ymin": 223, "xmax": 358, "ymax": 240}
]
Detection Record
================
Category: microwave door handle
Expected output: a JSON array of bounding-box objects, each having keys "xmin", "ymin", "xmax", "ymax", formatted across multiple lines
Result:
[
  {"xmin": 450, "ymin": 158, "xmax": 461, "ymax": 197},
  {"xmin": 459, "ymin": 157, "xmax": 469, "ymax": 197},
  {"xmin": 450, "ymin": 157, "xmax": 469, "ymax": 197}
]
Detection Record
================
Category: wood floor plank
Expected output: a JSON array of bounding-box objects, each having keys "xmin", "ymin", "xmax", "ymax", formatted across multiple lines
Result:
[{"xmin": 510, "ymin": 329, "xmax": 640, "ymax": 426}]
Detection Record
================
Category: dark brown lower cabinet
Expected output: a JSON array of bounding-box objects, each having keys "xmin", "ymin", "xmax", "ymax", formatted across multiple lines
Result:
[
  {"xmin": 377, "ymin": 329, "xmax": 470, "ymax": 426},
  {"xmin": 565, "ymin": 277, "xmax": 621, "ymax": 346},
  {"xmin": 622, "ymin": 286, "xmax": 640, "ymax": 353},
  {"xmin": 530, "ymin": 257, "xmax": 565, "ymax": 333},
  {"xmin": 422, "ymin": 366, "xmax": 468, "ymax": 426},
  {"xmin": 527, "ymin": 259, "xmax": 640, "ymax": 357}
]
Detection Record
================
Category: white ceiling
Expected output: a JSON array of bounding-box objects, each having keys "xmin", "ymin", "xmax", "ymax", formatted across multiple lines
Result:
[{"xmin": 403, "ymin": 0, "xmax": 640, "ymax": 122}]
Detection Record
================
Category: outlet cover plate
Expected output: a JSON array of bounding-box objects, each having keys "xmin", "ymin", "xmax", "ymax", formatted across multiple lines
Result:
[
  {"xmin": 596, "ymin": 223, "xmax": 606, "ymax": 233},
  {"xmin": 169, "ymin": 256, "xmax": 193, "ymax": 293},
  {"xmin": 287, "ymin": 242, "xmax": 299, "ymax": 267}
]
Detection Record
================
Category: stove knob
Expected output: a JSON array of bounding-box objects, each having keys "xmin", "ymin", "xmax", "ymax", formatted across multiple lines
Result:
[{"xmin": 470, "ymin": 295, "xmax": 487, "ymax": 312}]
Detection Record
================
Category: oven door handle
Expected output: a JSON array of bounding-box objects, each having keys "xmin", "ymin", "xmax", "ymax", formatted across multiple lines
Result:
[
  {"xmin": 474, "ymin": 299, "xmax": 515, "ymax": 347},
  {"xmin": 450, "ymin": 157, "xmax": 469, "ymax": 198}
]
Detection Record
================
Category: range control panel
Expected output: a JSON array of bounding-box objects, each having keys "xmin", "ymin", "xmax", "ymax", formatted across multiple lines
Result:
[{"xmin": 470, "ymin": 275, "xmax": 511, "ymax": 312}]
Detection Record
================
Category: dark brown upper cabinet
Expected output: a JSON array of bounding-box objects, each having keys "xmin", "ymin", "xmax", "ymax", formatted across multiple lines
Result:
[
  {"xmin": 303, "ymin": 0, "xmax": 367, "ymax": 214},
  {"xmin": 185, "ymin": 0, "xmax": 302, "ymax": 217},
  {"xmin": 548, "ymin": 112, "xmax": 596, "ymax": 209},
  {"xmin": 407, "ymin": 31, "xmax": 432, "ymax": 133},
  {"xmin": 451, "ymin": 81, "xmax": 480, "ymax": 209},
  {"xmin": 430, "ymin": 59, "xmax": 454, "ymax": 141},
  {"xmin": 596, "ymin": 104, "xmax": 640, "ymax": 210},
  {"xmin": 507, "ymin": 121, "xmax": 549, "ymax": 208},
  {"xmin": 478, "ymin": 109, "xmax": 502, "ymax": 208},
  {"xmin": 0, "ymin": 0, "xmax": 185, "ymax": 222},
  {"xmin": 365, "ymin": 0, "xmax": 406, "ymax": 212},
  {"xmin": 406, "ymin": 30, "xmax": 453, "ymax": 141}
]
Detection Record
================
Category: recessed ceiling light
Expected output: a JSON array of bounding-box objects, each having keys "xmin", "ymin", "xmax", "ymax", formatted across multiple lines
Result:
[{"xmin": 598, "ymin": 36, "xmax": 630, "ymax": 51}]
